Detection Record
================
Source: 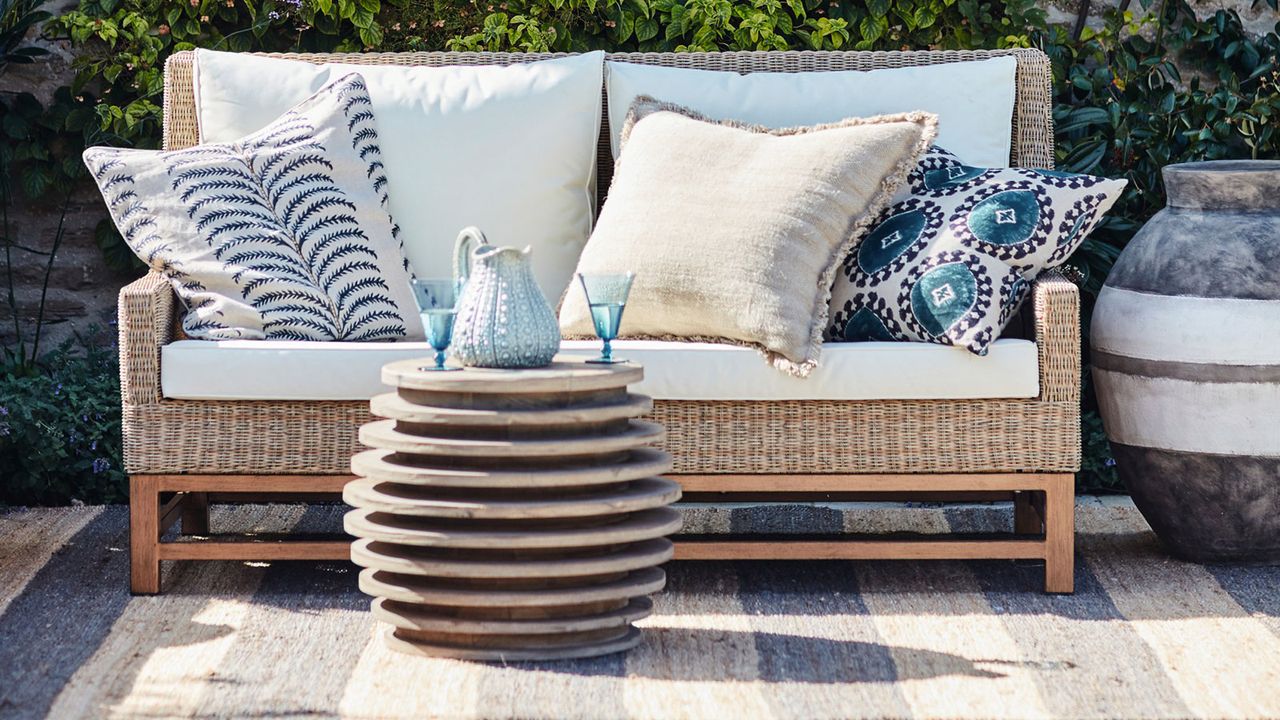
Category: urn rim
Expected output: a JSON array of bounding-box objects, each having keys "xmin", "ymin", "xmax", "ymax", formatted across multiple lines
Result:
[{"xmin": 1162, "ymin": 160, "xmax": 1280, "ymax": 212}]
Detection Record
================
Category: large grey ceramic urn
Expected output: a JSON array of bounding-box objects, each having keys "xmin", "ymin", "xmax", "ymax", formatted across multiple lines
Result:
[{"xmin": 1092, "ymin": 160, "xmax": 1280, "ymax": 562}]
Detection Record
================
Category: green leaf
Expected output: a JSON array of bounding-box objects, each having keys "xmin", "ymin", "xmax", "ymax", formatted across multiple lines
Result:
[
  {"xmin": 351, "ymin": 8, "xmax": 375, "ymax": 28},
  {"xmin": 636, "ymin": 17, "xmax": 659, "ymax": 41},
  {"xmin": 857, "ymin": 14, "xmax": 886, "ymax": 43},
  {"xmin": 615, "ymin": 11, "xmax": 635, "ymax": 41},
  {"xmin": 358, "ymin": 24, "xmax": 383, "ymax": 46},
  {"xmin": 21, "ymin": 167, "xmax": 51, "ymax": 197},
  {"xmin": 1056, "ymin": 106, "xmax": 1111, "ymax": 134},
  {"xmin": 2, "ymin": 112, "xmax": 30, "ymax": 140}
]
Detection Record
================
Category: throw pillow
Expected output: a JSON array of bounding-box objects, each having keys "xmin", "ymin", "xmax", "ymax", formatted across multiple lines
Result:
[
  {"xmin": 193, "ymin": 49, "xmax": 605, "ymax": 304},
  {"xmin": 559, "ymin": 97, "xmax": 937, "ymax": 377},
  {"xmin": 84, "ymin": 73, "xmax": 423, "ymax": 342},
  {"xmin": 827, "ymin": 145, "xmax": 1127, "ymax": 354}
]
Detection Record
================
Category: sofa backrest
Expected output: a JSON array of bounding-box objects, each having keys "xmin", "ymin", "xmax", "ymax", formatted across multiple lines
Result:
[{"xmin": 162, "ymin": 49, "xmax": 1054, "ymax": 200}]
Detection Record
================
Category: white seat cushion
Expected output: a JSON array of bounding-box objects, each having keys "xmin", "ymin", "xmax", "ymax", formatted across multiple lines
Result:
[{"xmin": 161, "ymin": 339, "xmax": 1039, "ymax": 401}]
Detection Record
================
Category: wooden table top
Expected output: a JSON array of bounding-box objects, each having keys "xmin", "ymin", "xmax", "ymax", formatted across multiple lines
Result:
[{"xmin": 381, "ymin": 355, "xmax": 643, "ymax": 394}]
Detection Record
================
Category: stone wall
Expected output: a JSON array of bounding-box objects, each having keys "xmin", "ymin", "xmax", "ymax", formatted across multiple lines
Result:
[
  {"xmin": 1044, "ymin": 0, "xmax": 1278, "ymax": 37},
  {"xmin": 0, "ymin": 0, "xmax": 1273, "ymax": 352},
  {"xmin": 2, "ymin": 17, "xmax": 130, "ymax": 351}
]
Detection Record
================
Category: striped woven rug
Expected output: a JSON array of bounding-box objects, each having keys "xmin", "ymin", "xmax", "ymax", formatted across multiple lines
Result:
[{"xmin": 2, "ymin": 498, "xmax": 1278, "ymax": 720}]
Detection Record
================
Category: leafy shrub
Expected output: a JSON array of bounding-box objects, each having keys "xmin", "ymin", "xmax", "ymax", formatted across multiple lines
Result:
[
  {"xmin": 435, "ymin": 0, "xmax": 1047, "ymax": 52},
  {"xmin": 52, "ymin": 0, "xmax": 405, "ymax": 149},
  {"xmin": 0, "ymin": 333, "xmax": 126, "ymax": 506}
]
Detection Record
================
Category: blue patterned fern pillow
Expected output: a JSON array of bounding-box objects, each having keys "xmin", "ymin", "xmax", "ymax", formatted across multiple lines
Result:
[
  {"xmin": 84, "ymin": 74, "xmax": 422, "ymax": 342},
  {"xmin": 827, "ymin": 146, "xmax": 1126, "ymax": 354}
]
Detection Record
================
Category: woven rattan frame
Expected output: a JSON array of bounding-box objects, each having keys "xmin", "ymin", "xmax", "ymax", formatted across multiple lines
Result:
[{"xmin": 122, "ymin": 48, "xmax": 1077, "ymax": 476}]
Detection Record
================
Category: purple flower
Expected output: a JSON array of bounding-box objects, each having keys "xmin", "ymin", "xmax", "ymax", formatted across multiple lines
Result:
[
  {"xmin": 92, "ymin": 458, "xmax": 110, "ymax": 474},
  {"xmin": 0, "ymin": 423, "xmax": 9, "ymax": 437},
  {"xmin": 0, "ymin": 406, "xmax": 8, "ymax": 416},
  {"xmin": 284, "ymin": 0, "xmax": 302, "ymax": 7},
  {"xmin": 1104, "ymin": 458, "xmax": 1117, "ymax": 468},
  {"xmin": 268, "ymin": 10, "xmax": 280, "ymax": 18}
]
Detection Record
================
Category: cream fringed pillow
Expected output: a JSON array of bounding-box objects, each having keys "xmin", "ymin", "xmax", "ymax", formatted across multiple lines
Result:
[{"xmin": 559, "ymin": 97, "xmax": 937, "ymax": 376}]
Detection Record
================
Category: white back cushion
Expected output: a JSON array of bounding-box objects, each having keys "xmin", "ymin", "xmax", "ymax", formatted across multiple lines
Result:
[
  {"xmin": 605, "ymin": 56, "xmax": 1017, "ymax": 168},
  {"xmin": 194, "ymin": 50, "xmax": 604, "ymax": 302}
]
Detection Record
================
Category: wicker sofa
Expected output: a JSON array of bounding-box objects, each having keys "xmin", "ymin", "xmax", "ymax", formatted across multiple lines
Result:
[{"xmin": 123, "ymin": 48, "xmax": 1079, "ymax": 595}]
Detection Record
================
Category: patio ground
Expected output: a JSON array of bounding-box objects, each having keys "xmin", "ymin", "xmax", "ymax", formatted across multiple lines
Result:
[{"xmin": 2, "ymin": 497, "xmax": 1278, "ymax": 719}]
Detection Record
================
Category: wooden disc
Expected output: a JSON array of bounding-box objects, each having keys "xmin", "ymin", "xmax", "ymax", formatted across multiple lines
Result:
[
  {"xmin": 359, "ymin": 566, "xmax": 666, "ymax": 606},
  {"xmin": 372, "ymin": 596, "xmax": 653, "ymax": 634},
  {"xmin": 344, "ymin": 507, "xmax": 682, "ymax": 549},
  {"xmin": 383, "ymin": 358, "xmax": 642, "ymax": 395},
  {"xmin": 343, "ymin": 477, "xmax": 682, "ymax": 519},
  {"xmin": 370, "ymin": 392, "xmax": 653, "ymax": 427},
  {"xmin": 350, "ymin": 448, "xmax": 674, "ymax": 488},
  {"xmin": 350, "ymin": 538, "xmax": 674, "ymax": 578},
  {"xmin": 382, "ymin": 625, "xmax": 642, "ymax": 661},
  {"xmin": 359, "ymin": 419, "xmax": 665, "ymax": 458}
]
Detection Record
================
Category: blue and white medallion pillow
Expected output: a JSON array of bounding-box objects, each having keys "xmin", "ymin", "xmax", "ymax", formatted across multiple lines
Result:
[
  {"xmin": 827, "ymin": 146, "xmax": 1126, "ymax": 354},
  {"xmin": 84, "ymin": 73, "xmax": 423, "ymax": 342}
]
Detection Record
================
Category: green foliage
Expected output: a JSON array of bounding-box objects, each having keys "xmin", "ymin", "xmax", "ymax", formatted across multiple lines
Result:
[
  {"xmin": 0, "ymin": 89, "xmax": 98, "ymax": 200},
  {"xmin": 1, "ymin": 0, "xmax": 51, "ymax": 63},
  {"xmin": 432, "ymin": 0, "xmax": 1047, "ymax": 52},
  {"xmin": 0, "ymin": 332, "xmax": 126, "ymax": 506},
  {"xmin": 51, "ymin": 0, "xmax": 393, "ymax": 150}
]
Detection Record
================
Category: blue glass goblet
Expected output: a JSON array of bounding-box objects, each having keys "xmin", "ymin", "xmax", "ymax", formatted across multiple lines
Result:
[
  {"xmin": 577, "ymin": 272, "xmax": 634, "ymax": 364},
  {"xmin": 410, "ymin": 278, "xmax": 461, "ymax": 372}
]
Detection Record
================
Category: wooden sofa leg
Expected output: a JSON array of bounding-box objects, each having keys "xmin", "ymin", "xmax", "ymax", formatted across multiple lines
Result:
[
  {"xmin": 180, "ymin": 492, "xmax": 210, "ymax": 535},
  {"xmin": 130, "ymin": 475, "xmax": 162, "ymax": 595},
  {"xmin": 1043, "ymin": 474, "xmax": 1075, "ymax": 594}
]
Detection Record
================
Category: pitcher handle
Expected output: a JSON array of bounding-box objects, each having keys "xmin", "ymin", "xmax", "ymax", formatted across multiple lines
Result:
[{"xmin": 453, "ymin": 226, "xmax": 489, "ymax": 289}]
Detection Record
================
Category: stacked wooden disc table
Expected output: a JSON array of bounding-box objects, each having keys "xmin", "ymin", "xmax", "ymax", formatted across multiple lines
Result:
[{"xmin": 344, "ymin": 357, "xmax": 681, "ymax": 661}]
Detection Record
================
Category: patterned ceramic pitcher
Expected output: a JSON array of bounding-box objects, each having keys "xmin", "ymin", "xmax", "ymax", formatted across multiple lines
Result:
[{"xmin": 449, "ymin": 227, "xmax": 561, "ymax": 368}]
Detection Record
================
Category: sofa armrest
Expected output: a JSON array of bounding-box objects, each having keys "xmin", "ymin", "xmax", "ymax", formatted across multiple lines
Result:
[
  {"xmin": 118, "ymin": 272, "xmax": 175, "ymax": 406},
  {"xmin": 1032, "ymin": 269, "xmax": 1081, "ymax": 404}
]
